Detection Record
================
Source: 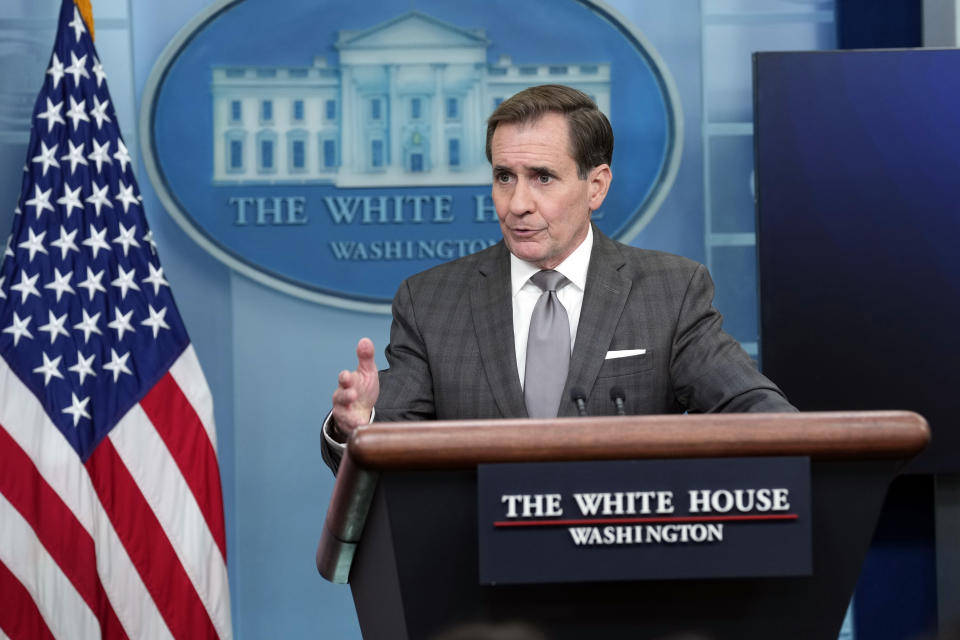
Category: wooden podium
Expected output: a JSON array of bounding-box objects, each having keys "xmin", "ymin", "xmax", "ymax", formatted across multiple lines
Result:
[{"xmin": 317, "ymin": 412, "xmax": 928, "ymax": 639}]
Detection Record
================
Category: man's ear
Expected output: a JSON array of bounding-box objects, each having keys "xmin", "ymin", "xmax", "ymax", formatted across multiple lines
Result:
[{"xmin": 587, "ymin": 164, "xmax": 612, "ymax": 210}]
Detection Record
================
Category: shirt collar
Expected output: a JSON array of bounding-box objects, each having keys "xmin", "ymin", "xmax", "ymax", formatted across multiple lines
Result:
[{"xmin": 510, "ymin": 225, "xmax": 593, "ymax": 296}]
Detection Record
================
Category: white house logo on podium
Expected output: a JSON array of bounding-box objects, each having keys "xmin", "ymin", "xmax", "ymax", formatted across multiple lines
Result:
[{"xmin": 141, "ymin": 1, "xmax": 681, "ymax": 312}]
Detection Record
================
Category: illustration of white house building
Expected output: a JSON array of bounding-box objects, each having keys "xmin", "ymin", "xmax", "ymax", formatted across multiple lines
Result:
[{"xmin": 211, "ymin": 11, "xmax": 610, "ymax": 187}]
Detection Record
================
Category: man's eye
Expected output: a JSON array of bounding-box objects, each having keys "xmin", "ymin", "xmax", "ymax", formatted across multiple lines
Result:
[
  {"xmin": 537, "ymin": 174, "xmax": 553, "ymax": 184},
  {"xmin": 496, "ymin": 173, "xmax": 512, "ymax": 183}
]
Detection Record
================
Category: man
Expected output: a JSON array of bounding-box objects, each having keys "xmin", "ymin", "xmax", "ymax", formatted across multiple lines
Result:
[{"xmin": 323, "ymin": 84, "xmax": 794, "ymax": 472}]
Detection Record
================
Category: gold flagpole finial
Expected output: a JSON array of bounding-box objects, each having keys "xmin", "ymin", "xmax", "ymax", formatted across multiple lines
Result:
[{"xmin": 73, "ymin": 0, "xmax": 95, "ymax": 41}]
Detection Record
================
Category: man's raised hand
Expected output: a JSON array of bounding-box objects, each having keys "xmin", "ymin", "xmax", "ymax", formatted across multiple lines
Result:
[{"xmin": 330, "ymin": 337, "xmax": 380, "ymax": 440}]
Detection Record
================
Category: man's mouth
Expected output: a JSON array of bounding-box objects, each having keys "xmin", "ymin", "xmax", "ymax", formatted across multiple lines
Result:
[{"xmin": 509, "ymin": 227, "xmax": 543, "ymax": 238}]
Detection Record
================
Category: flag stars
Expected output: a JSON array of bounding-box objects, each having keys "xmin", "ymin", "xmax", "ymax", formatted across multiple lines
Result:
[
  {"xmin": 8, "ymin": 1, "xmax": 202, "ymax": 440},
  {"xmin": 113, "ymin": 139, "xmax": 131, "ymax": 173},
  {"xmin": 90, "ymin": 96, "xmax": 111, "ymax": 129},
  {"xmin": 142, "ymin": 305, "xmax": 170, "ymax": 339},
  {"xmin": 11, "ymin": 271, "xmax": 41, "ymax": 303},
  {"xmin": 85, "ymin": 183, "xmax": 113, "ymax": 217},
  {"xmin": 44, "ymin": 267, "xmax": 75, "ymax": 301},
  {"xmin": 87, "ymin": 139, "xmax": 112, "ymax": 173},
  {"xmin": 46, "ymin": 52, "xmax": 65, "ymax": 88},
  {"xmin": 77, "ymin": 266, "xmax": 106, "ymax": 300},
  {"xmin": 111, "ymin": 265, "xmax": 140, "ymax": 299},
  {"xmin": 142, "ymin": 230, "xmax": 158, "ymax": 256},
  {"xmin": 73, "ymin": 308, "xmax": 102, "ymax": 343},
  {"xmin": 57, "ymin": 184, "xmax": 84, "ymax": 217},
  {"xmin": 60, "ymin": 141, "xmax": 87, "ymax": 174},
  {"xmin": 38, "ymin": 311, "xmax": 71, "ymax": 345},
  {"xmin": 113, "ymin": 223, "xmax": 140, "ymax": 256},
  {"xmin": 108, "ymin": 308, "xmax": 135, "ymax": 341},
  {"xmin": 36, "ymin": 98, "xmax": 65, "ymax": 132},
  {"xmin": 69, "ymin": 352, "xmax": 96, "ymax": 384},
  {"xmin": 82, "ymin": 225, "xmax": 110, "ymax": 258},
  {"xmin": 65, "ymin": 51, "xmax": 90, "ymax": 86},
  {"xmin": 103, "ymin": 349, "xmax": 133, "ymax": 382},
  {"xmin": 31, "ymin": 141, "xmax": 59, "ymax": 176},
  {"xmin": 62, "ymin": 393, "xmax": 91, "ymax": 427},
  {"xmin": 17, "ymin": 227, "xmax": 49, "ymax": 261},
  {"xmin": 68, "ymin": 7, "xmax": 87, "ymax": 42},
  {"xmin": 50, "ymin": 225, "xmax": 80, "ymax": 259},
  {"xmin": 92, "ymin": 56, "xmax": 106, "ymax": 87},
  {"xmin": 33, "ymin": 352, "xmax": 65, "ymax": 386},
  {"xmin": 3, "ymin": 312, "xmax": 33, "ymax": 346},
  {"xmin": 143, "ymin": 263, "xmax": 170, "ymax": 295},
  {"xmin": 115, "ymin": 182, "xmax": 139, "ymax": 213},
  {"xmin": 25, "ymin": 185, "xmax": 55, "ymax": 218},
  {"xmin": 65, "ymin": 95, "xmax": 90, "ymax": 129}
]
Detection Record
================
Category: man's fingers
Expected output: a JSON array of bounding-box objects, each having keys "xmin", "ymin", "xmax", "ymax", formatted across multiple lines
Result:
[
  {"xmin": 332, "ymin": 338, "xmax": 379, "ymax": 432},
  {"xmin": 337, "ymin": 369, "xmax": 356, "ymax": 387},
  {"xmin": 356, "ymin": 338, "xmax": 377, "ymax": 374},
  {"xmin": 332, "ymin": 386, "xmax": 356, "ymax": 406}
]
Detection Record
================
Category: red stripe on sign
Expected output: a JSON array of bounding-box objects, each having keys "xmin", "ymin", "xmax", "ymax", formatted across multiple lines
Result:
[
  {"xmin": 494, "ymin": 513, "xmax": 800, "ymax": 527},
  {"xmin": 86, "ymin": 436, "xmax": 219, "ymax": 639},
  {"xmin": 0, "ymin": 556, "xmax": 56, "ymax": 640},
  {"xmin": 0, "ymin": 424, "xmax": 128, "ymax": 640},
  {"xmin": 140, "ymin": 373, "xmax": 227, "ymax": 560}
]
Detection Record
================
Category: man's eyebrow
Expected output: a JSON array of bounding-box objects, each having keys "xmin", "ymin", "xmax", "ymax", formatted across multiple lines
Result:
[
  {"xmin": 493, "ymin": 164, "xmax": 558, "ymax": 176},
  {"xmin": 528, "ymin": 165, "xmax": 558, "ymax": 176}
]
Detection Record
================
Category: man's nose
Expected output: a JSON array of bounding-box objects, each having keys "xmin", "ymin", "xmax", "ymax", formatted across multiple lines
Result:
[{"xmin": 509, "ymin": 179, "xmax": 534, "ymax": 215}]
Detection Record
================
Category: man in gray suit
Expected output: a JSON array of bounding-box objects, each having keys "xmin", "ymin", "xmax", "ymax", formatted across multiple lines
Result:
[{"xmin": 323, "ymin": 84, "xmax": 794, "ymax": 472}]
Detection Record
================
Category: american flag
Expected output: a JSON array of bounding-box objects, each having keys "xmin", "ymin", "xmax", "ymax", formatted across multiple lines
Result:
[{"xmin": 0, "ymin": 1, "xmax": 232, "ymax": 638}]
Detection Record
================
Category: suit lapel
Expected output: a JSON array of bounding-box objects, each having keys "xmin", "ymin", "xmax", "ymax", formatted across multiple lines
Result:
[
  {"xmin": 559, "ymin": 229, "xmax": 631, "ymax": 417},
  {"xmin": 470, "ymin": 243, "xmax": 528, "ymax": 418}
]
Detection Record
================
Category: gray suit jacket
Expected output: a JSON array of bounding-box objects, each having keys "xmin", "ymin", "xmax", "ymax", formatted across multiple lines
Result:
[{"xmin": 323, "ymin": 228, "xmax": 794, "ymax": 471}]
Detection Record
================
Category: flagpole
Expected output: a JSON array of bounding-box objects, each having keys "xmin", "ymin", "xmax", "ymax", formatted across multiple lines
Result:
[{"xmin": 73, "ymin": 0, "xmax": 95, "ymax": 41}]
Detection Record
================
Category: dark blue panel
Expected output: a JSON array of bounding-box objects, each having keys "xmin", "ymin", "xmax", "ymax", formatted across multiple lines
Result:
[
  {"xmin": 754, "ymin": 49, "xmax": 960, "ymax": 473},
  {"xmin": 837, "ymin": 0, "xmax": 922, "ymax": 49}
]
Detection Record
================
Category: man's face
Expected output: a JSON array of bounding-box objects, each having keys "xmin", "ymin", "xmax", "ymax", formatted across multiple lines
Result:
[{"xmin": 490, "ymin": 111, "xmax": 610, "ymax": 269}]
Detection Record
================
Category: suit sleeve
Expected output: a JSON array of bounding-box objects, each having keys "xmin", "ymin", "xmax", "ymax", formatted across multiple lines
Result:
[
  {"xmin": 670, "ymin": 264, "xmax": 796, "ymax": 413},
  {"xmin": 373, "ymin": 278, "xmax": 438, "ymax": 422}
]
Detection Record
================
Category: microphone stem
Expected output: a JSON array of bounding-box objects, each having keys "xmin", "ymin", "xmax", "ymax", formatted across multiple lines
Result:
[
  {"xmin": 575, "ymin": 398, "xmax": 587, "ymax": 417},
  {"xmin": 614, "ymin": 398, "xmax": 625, "ymax": 416}
]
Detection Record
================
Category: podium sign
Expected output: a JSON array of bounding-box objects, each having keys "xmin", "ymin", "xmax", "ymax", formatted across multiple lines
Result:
[{"xmin": 478, "ymin": 457, "xmax": 811, "ymax": 584}]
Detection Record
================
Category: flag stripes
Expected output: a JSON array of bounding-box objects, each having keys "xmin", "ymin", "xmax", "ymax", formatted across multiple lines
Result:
[
  {"xmin": 0, "ymin": 492, "xmax": 100, "ymax": 638},
  {"xmin": 86, "ymin": 438, "xmax": 220, "ymax": 639},
  {"xmin": 0, "ymin": 360, "xmax": 96, "ymax": 534},
  {"xmin": 0, "ymin": 352, "xmax": 230, "ymax": 639},
  {"xmin": 0, "ymin": 425, "xmax": 126, "ymax": 640},
  {"xmin": 0, "ymin": 558, "xmax": 56, "ymax": 640},
  {"xmin": 169, "ymin": 346, "xmax": 217, "ymax": 446},
  {"xmin": 1, "ymin": 357, "xmax": 167, "ymax": 639},
  {"xmin": 140, "ymin": 373, "xmax": 227, "ymax": 559},
  {"xmin": 108, "ymin": 403, "xmax": 230, "ymax": 636}
]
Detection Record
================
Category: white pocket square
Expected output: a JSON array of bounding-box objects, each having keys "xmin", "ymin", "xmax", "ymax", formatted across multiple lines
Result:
[{"xmin": 605, "ymin": 348, "xmax": 647, "ymax": 360}]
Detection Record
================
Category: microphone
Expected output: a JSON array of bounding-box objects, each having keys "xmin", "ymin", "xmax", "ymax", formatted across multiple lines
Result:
[
  {"xmin": 610, "ymin": 386, "xmax": 626, "ymax": 416},
  {"xmin": 570, "ymin": 387, "xmax": 588, "ymax": 416}
]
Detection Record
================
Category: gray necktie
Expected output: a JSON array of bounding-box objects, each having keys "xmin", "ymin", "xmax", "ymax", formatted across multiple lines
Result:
[{"xmin": 524, "ymin": 270, "xmax": 571, "ymax": 418}]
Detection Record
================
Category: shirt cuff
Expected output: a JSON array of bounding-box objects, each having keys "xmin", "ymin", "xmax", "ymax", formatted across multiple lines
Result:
[{"xmin": 322, "ymin": 408, "xmax": 376, "ymax": 453}]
